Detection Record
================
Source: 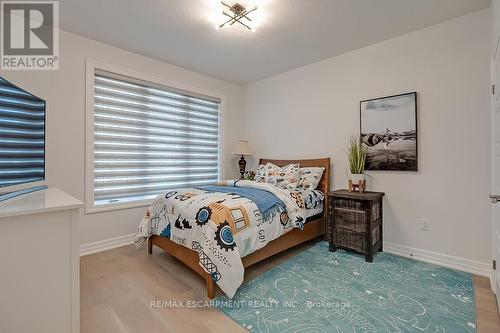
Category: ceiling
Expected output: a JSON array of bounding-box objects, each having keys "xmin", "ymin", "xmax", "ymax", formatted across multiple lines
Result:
[{"xmin": 59, "ymin": 0, "xmax": 490, "ymax": 84}]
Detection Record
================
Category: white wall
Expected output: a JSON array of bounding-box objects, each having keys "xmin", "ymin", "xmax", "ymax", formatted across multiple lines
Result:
[
  {"xmin": 1, "ymin": 30, "xmax": 244, "ymax": 246},
  {"xmin": 243, "ymin": 10, "xmax": 491, "ymax": 266}
]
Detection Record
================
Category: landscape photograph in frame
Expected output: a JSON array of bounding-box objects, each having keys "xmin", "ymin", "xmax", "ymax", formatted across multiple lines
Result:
[{"xmin": 360, "ymin": 92, "xmax": 417, "ymax": 171}]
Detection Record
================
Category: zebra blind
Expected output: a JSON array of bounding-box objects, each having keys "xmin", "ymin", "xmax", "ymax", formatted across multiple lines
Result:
[
  {"xmin": 0, "ymin": 77, "xmax": 45, "ymax": 189},
  {"xmin": 92, "ymin": 70, "xmax": 221, "ymax": 206}
]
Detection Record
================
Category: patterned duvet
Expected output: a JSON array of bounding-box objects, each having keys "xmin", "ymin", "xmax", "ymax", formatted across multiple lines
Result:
[{"xmin": 136, "ymin": 180, "xmax": 323, "ymax": 298}]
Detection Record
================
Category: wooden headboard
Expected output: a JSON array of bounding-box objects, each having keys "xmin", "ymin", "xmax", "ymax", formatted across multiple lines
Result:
[{"xmin": 258, "ymin": 158, "xmax": 331, "ymax": 195}]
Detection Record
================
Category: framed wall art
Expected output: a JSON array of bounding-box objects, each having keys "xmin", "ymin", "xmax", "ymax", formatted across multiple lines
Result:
[{"xmin": 360, "ymin": 92, "xmax": 417, "ymax": 171}]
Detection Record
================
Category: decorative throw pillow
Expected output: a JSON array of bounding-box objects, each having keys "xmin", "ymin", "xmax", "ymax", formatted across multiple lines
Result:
[
  {"xmin": 297, "ymin": 167, "xmax": 325, "ymax": 190},
  {"xmin": 255, "ymin": 164, "xmax": 266, "ymax": 182},
  {"xmin": 265, "ymin": 163, "xmax": 300, "ymax": 189},
  {"xmin": 296, "ymin": 189, "xmax": 325, "ymax": 209}
]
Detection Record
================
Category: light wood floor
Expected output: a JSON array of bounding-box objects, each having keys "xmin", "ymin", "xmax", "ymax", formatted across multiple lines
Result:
[{"xmin": 81, "ymin": 241, "xmax": 500, "ymax": 333}]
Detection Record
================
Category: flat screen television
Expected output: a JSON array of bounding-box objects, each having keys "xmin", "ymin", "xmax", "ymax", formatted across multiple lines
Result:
[{"xmin": 0, "ymin": 76, "xmax": 46, "ymax": 195}]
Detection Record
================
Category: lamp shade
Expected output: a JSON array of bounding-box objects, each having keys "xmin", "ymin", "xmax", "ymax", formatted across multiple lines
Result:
[{"xmin": 232, "ymin": 140, "xmax": 253, "ymax": 156}]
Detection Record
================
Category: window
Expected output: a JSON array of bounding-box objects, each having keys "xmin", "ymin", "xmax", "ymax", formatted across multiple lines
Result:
[
  {"xmin": 0, "ymin": 76, "xmax": 46, "ymax": 192},
  {"xmin": 88, "ymin": 67, "xmax": 221, "ymax": 211}
]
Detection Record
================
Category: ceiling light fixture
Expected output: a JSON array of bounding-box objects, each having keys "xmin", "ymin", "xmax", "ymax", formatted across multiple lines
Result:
[{"xmin": 215, "ymin": 2, "xmax": 258, "ymax": 32}]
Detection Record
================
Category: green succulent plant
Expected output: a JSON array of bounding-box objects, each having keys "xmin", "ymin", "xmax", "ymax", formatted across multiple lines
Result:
[{"xmin": 347, "ymin": 135, "xmax": 367, "ymax": 174}]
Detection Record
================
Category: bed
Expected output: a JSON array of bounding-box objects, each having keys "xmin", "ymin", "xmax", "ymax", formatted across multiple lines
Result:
[{"xmin": 140, "ymin": 158, "xmax": 330, "ymax": 299}]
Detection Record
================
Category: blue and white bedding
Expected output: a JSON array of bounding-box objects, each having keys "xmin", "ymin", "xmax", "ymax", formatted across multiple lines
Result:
[
  {"xmin": 297, "ymin": 189, "xmax": 324, "ymax": 210},
  {"xmin": 136, "ymin": 180, "xmax": 321, "ymax": 298}
]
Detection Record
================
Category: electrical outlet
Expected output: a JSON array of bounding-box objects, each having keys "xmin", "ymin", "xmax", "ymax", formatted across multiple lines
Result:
[{"xmin": 419, "ymin": 218, "xmax": 430, "ymax": 231}]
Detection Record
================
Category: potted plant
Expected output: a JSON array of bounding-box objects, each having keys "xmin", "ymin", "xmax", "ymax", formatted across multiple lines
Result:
[
  {"xmin": 346, "ymin": 135, "xmax": 367, "ymax": 192},
  {"xmin": 244, "ymin": 170, "xmax": 256, "ymax": 181}
]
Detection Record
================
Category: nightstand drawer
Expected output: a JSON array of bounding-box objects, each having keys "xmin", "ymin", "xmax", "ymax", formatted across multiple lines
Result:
[
  {"xmin": 334, "ymin": 228, "xmax": 365, "ymax": 253},
  {"xmin": 333, "ymin": 198, "xmax": 363, "ymax": 210},
  {"xmin": 334, "ymin": 208, "xmax": 366, "ymax": 232},
  {"xmin": 333, "ymin": 225, "xmax": 381, "ymax": 253}
]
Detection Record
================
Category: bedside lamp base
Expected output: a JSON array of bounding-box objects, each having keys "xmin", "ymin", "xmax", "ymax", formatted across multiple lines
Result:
[{"xmin": 238, "ymin": 155, "xmax": 247, "ymax": 179}]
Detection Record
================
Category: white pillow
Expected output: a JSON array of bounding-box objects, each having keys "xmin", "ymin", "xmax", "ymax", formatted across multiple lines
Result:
[
  {"xmin": 297, "ymin": 167, "xmax": 325, "ymax": 190},
  {"xmin": 265, "ymin": 163, "xmax": 300, "ymax": 190},
  {"xmin": 255, "ymin": 164, "xmax": 266, "ymax": 182}
]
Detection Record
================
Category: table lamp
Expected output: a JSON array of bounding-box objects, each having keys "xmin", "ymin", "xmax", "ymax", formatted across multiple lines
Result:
[{"xmin": 233, "ymin": 140, "xmax": 253, "ymax": 179}]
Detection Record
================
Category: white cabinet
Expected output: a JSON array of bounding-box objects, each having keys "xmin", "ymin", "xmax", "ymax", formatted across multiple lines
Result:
[{"xmin": 0, "ymin": 188, "xmax": 83, "ymax": 333}]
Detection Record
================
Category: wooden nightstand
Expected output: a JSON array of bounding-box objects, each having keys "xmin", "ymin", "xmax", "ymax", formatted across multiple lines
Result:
[{"xmin": 327, "ymin": 190, "xmax": 385, "ymax": 262}]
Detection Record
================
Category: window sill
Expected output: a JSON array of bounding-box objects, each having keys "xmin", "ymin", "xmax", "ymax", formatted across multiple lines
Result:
[{"xmin": 85, "ymin": 199, "xmax": 152, "ymax": 214}]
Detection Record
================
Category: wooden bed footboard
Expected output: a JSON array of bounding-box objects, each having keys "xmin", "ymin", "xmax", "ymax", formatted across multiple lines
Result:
[
  {"xmin": 148, "ymin": 215, "xmax": 325, "ymax": 299},
  {"xmin": 148, "ymin": 157, "xmax": 330, "ymax": 299},
  {"xmin": 148, "ymin": 235, "xmax": 216, "ymax": 298}
]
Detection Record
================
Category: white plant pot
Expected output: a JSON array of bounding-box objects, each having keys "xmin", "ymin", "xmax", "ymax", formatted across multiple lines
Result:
[{"xmin": 350, "ymin": 173, "xmax": 365, "ymax": 183}]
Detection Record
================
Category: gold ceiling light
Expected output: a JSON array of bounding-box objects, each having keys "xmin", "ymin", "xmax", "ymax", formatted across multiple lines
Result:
[{"xmin": 215, "ymin": 2, "xmax": 258, "ymax": 32}]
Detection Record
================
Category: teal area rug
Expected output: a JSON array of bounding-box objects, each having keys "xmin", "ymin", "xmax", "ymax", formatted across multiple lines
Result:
[{"xmin": 216, "ymin": 242, "xmax": 476, "ymax": 333}]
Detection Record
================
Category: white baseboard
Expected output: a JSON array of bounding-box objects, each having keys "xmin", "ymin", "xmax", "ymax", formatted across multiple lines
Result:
[
  {"xmin": 384, "ymin": 241, "xmax": 492, "ymax": 278},
  {"xmin": 80, "ymin": 234, "xmax": 135, "ymax": 256}
]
